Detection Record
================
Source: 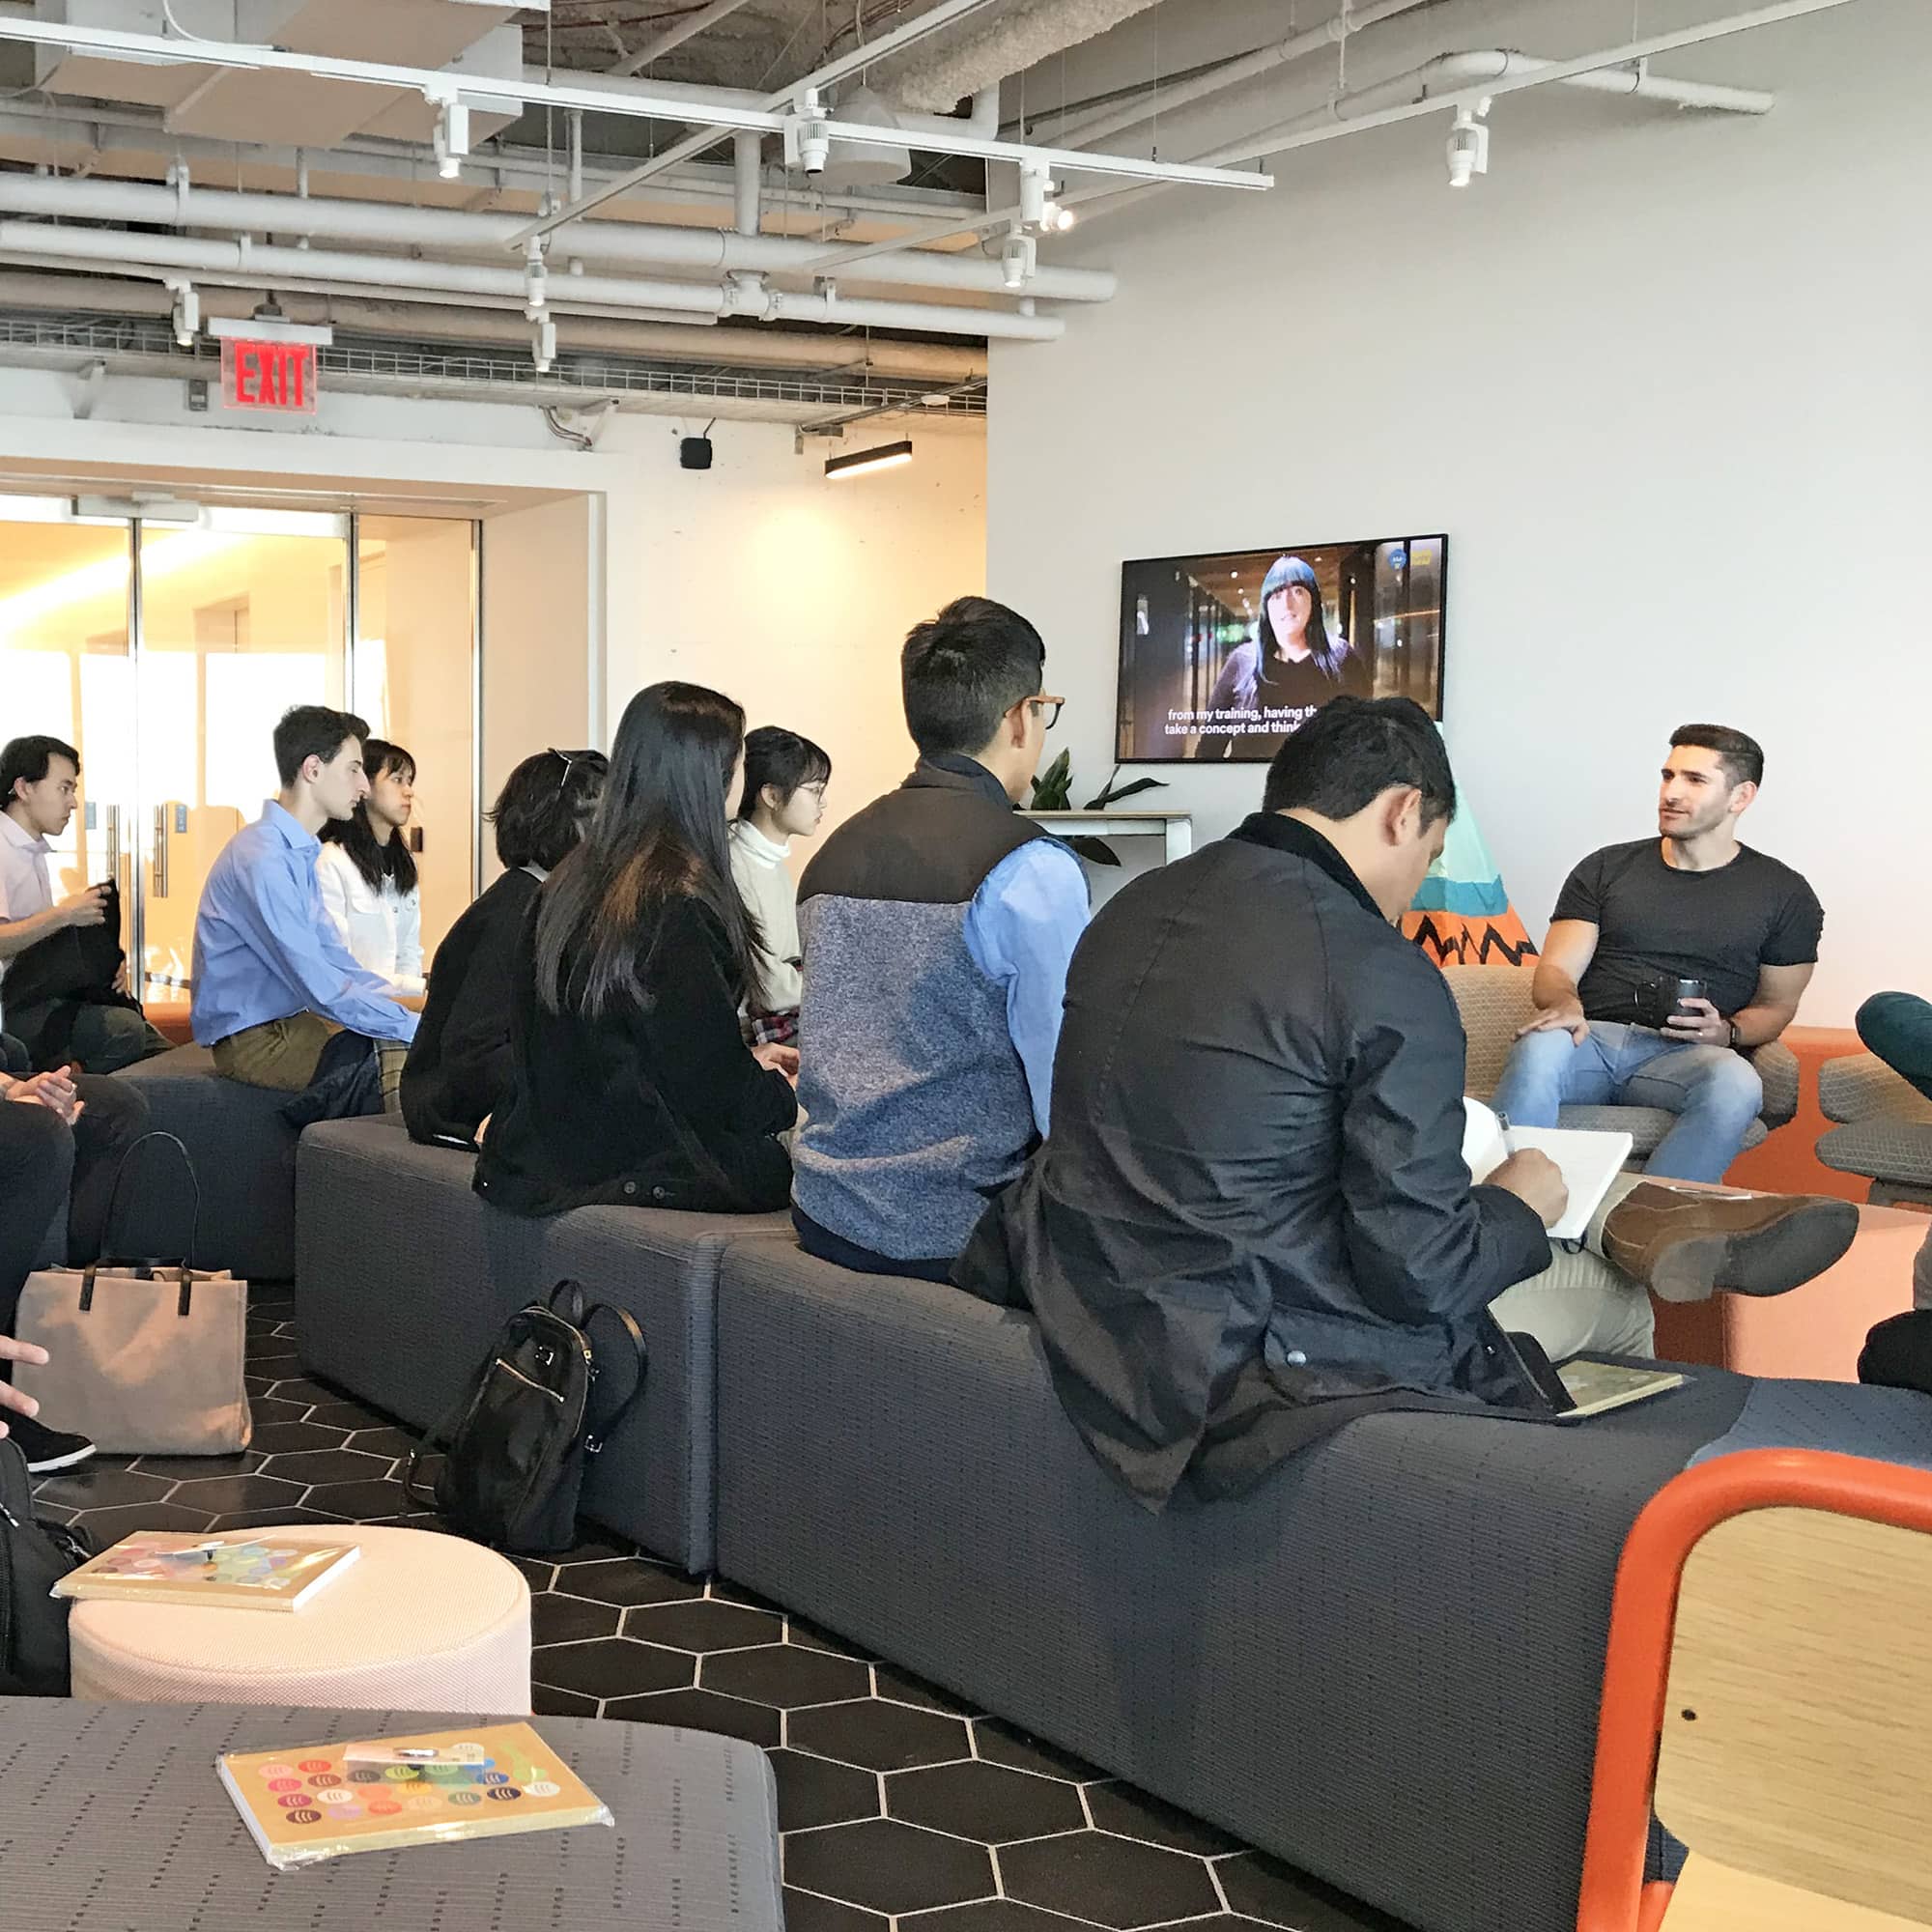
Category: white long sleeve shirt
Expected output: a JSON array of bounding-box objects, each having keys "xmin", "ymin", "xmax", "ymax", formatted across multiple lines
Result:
[
  {"xmin": 729, "ymin": 818, "xmax": 802, "ymax": 1015},
  {"xmin": 315, "ymin": 840, "xmax": 425, "ymax": 995}
]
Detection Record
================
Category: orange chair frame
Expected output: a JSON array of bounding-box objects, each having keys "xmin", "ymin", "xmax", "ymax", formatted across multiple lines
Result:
[{"xmin": 1575, "ymin": 1446, "xmax": 1932, "ymax": 1932}]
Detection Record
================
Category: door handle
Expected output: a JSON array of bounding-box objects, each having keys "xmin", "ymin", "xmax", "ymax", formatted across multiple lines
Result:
[{"xmin": 152, "ymin": 803, "xmax": 169, "ymax": 898}]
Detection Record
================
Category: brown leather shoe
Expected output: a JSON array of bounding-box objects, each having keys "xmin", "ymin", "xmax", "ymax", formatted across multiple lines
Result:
[{"xmin": 1601, "ymin": 1183, "xmax": 1860, "ymax": 1303}]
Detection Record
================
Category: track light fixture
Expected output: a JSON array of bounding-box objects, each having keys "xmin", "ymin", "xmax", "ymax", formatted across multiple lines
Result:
[
  {"xmin": 1446, "ymin": 102, "xmax": 1492, "ymax": 187},
  {"xmin": 825, "ymin": 439, "xmax": 913, "ymax": 481},
  {"xmin": 432, "ymin": 97, "xmax": 470, "ymax": 182},
  {"xmin": 1001, "ymin": 229, "xmax": 1037, "ymax": 291}
]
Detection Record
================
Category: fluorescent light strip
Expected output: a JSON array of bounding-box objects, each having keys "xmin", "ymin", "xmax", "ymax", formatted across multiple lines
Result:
[{"xmin": 825, "ymin": 440, "xmax": 913, "ymax": 481}]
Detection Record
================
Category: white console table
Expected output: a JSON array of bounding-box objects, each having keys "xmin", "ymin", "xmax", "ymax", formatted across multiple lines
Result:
[{"xmin": 1024, "ymin": 810, "xmax": 1194, "ymax": 865}]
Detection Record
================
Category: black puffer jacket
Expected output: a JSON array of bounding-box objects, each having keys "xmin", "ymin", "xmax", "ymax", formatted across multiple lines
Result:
[{"xmin": 956, "ymin": 810, "xmax": 1555, "ymax": 1510}]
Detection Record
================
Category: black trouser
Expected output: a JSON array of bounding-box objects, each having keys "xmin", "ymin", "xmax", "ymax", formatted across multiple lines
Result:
[{"xmin": 0, "ymin": 1073, "xmax": 152, "ymax": 1337}]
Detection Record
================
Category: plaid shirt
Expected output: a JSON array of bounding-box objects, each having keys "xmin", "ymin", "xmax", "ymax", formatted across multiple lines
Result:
[{"xmin": 744, "ymin": 1008, "xmax": 799, "ymax": 1049}]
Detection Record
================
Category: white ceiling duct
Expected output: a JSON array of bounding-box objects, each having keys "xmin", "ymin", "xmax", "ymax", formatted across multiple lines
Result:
[
  {"xmin": 868, "ymin": 0, "xmax": 1166, "ymax": 114},
  {"xmin": 817, "ymin": 86, "xmax": 914, "ymax": 190}
]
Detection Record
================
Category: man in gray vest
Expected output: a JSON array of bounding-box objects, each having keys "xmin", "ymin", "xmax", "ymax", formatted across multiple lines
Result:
[{"xmin": 792, "ymin": 597, "xmax": 1088, "ymax": 1280}]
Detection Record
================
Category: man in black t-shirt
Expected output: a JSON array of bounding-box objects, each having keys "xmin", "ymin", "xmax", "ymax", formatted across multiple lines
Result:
[{"xmin": 1492, "ymin": 724, "xmax": 1823, "ymax": 1182}]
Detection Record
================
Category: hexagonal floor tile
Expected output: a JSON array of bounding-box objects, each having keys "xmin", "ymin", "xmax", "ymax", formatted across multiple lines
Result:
[
  {"xmin": 250, "ymin": 1446, "xmax": 391, "ymax": 1486},
  {"xmin": 33, "ymin": 1464, "xmax": 173, "ymax": 1510},
  {"xmin": 1000, "ymin": 1833, "xmax": 1221, "ymax": 1931},
  {"xmin": 128, "ymin": 1451, "xmax": 264, "ymax": 1481},
  {"xmin": 887, "ymin": 1760, "xmax": 1086, "ymax": 1844},
  {"xmin": 250, "ymin": 1420, "xmax": 352, "ymax": 1457},
  {"xmin": 531, "ymin": 1685, "xmax": 600, "ymax": 1718},
  {"xmin": 262, "ymin": 1377, "xmax": 338, "ymax": 1407},
  {"xmin": 205, "ymin": 1507, "xmax": 350, "ymax": 1531},
  {"xmin": 781, "ymin": 1889, "xmax": 886, "ymax": 1932},
  {"xmin": 554, "ymin": 1559, "xmax": 703, "ymax": 1608},
  {"xmin": 553, "ymin": 1532, "xmax": 639, "ymax": 1565},
  {"xmin": 786, "ymin": 1699, "xmax": 972, "ymax": 1774},
  {"xmin": 972, "ymin": 1719, "xmax": 1103, "ymax": 1783},
  {"xmin": 767, "ymin": 1747, "xmax": 881, "ymax": 1833},
  {"xmin": 784, "ymin": 1616, "xmax": 873, "ymax": 1661},
  {"xmin": 900, "ymin": 1903, "xmax": 1103, "ymax": 1932},
  {"xmin": 599, "ymin": 1687, "xmax": 779, "ymax": 1747},
  {"xmin": 531, "ymin": 1593, "xmax": 623, "ymax": 1646},
  {"xmin": 621, "ymin": 1598, "xmax": 784, "ymax": 1654},
  {"xmin": 1084, "ymin": 1782, "xmax": 1241, "ymax": 1857},
  {"xmin": 781, "ymin": 1817, "xmax": 994, "ymax": 1916},
  {"xmin": 532, "ymin": 1637, "xmax": 695, "ymax": 1701},
  {"xmin": 70, "ymin": 1500, "xmax": 219, "ymax": 1540},
  {"xmin": 303, "ymin": 1400, "xmax": 388, "ymax": 1430},
  {"xmin": 300, "ymin": 1478, "xmax": 414, "ymax": 1519},
  {"xmin": 872, "ymin": 1664, "xmax": 980, "ymax": 1717},
  {"xmin": 343, "ymin": 1426, "xmax": 416, "ymax": 1459},
  {"xmin": 164, "ymin": 1474, "xmax": 309, "ymax": 1516},
  {"xmin": 246, "ymin": 1396, "xmax": 313, "ymax": 1429},
  {"xmin": 1214, "ymin": 1853, "xmax": 1410, "ymax": 1932},
  {"xmin": 699, "ymin": 1642, "xmax": 870, "ymax": 1710}
]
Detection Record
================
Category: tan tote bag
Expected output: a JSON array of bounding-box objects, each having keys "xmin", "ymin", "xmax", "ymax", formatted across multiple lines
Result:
[{"xmin": 14, "ymin": 1131, "xmax": 251, "ymax": 1456}]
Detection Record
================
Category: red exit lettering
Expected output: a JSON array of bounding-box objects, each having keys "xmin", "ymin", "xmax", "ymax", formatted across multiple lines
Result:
[{"xmin": 220, "ymin": 337, "xmax": 319, "ymax": 414}]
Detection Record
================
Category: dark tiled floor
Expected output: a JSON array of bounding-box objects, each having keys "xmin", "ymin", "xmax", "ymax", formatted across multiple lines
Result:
[{"xmin": 35, "ymin": 1288, "xmax": 1410, "ymax": 1932}]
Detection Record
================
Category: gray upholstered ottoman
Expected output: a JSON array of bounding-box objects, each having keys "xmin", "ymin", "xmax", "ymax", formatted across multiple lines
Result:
[
  {"xmin": 713, "ymin": 1238, "xmax": 1751, "ymax": 1932},
  {"xmin": 296, "ymin": 1118, "xmax": 788, "ymax": 1572},
  {"xmin": 0, "ymin": 1700, "xmax": 781, "ymax": 1932},
  {"xmin": 118, "ymin": 1044, "xmax": 301, "ymax": 1277}
]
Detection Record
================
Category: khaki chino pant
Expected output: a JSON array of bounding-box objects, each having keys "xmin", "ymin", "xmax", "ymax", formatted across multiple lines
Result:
[{"xmin": 213, "ymin": 1012, "xmax": 405, "ymax": 1112}]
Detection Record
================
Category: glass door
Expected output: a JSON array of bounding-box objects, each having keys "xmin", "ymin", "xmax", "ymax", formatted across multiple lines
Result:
[
  {"xmin": 0, "ymin": 500, "xmax": 138, "ymax": 940},
  {"xmin": 134, "ymin": 510, "xmax": 351, "ymax": 1014}
]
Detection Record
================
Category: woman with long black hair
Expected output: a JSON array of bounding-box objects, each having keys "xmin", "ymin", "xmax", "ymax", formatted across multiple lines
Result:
[
  {"xmin": 316, "ymin": 736, "xmax": 424, "ymax": 993},
  {"xmin": 474, "ymin": 683, "xmax": 797, "ymax": 1216},
  {"xmin": 1204, "ymin": 555, "xmax": 1370, "ymax": 758}
]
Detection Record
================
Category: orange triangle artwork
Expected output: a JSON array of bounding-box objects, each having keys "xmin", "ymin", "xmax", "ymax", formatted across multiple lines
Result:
[{"xmin": 1402, "ymin": 798, "xmax": 1540, "ymax": 970}]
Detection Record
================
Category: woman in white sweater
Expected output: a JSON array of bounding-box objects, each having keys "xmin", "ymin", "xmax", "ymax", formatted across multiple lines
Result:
[
  {"xmin": 728, "ymin": 725, "xmax": 831, "ymax": 1046},
  {"xmin": 316, "ymin": 736, "xmax": 425, "ymax": 995}
]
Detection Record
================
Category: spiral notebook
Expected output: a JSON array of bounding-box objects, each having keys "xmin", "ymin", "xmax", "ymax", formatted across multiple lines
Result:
[{"xmin": 1463, "ymin": 1097, "xmax": 1634, "ymax": 1243}]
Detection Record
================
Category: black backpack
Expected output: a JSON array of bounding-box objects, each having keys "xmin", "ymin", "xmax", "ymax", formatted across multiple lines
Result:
[
  {"xmin": 408, "ymin": 1280, "xmax": 646, "ymax": 1555},
  {"xmin": 0, "ymin": 1436, "xmax": 96, "ymax": 1695}
]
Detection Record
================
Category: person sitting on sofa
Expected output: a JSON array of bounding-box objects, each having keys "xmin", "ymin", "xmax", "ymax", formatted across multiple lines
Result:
[
  {"xmin": 192, "ymin": 705, "xmax": 417, "ymax": 1100},
  {"xmin": 729, "ymin": 725, "xmax": 831, "ymax": 1048},
  {"xmin": 1490, "ymin": 724, "xmax": 1822, "ymax": 1182},
  {"xmin": 317, "ymin": 737, "xmax": 425, "ymax": 996},
  {"xmin": 1852, "ymin": 989, "xmax": 1932, "ymax": 1104},
  {"xmin": 401, "ymin": 746, "xmax": 608, "ymax": 1149},
  {"xmin": 475, "ymin": 683, "xmax": 796, "ymax": 1217},
  {"xmin": 0, "ymin": 733, "xmax": 169, "ymax": 1073},
  {"xmin": 791, "ymin": 597, "xmax": 1088, "ymax": 1282},
  {"xmin": 0, "ymin": 1056, "xmax": 150, "ymax": 1472},
  {"xmin": 955, "ymin": 696, "xmax": 1858, "ymax": 1513}
]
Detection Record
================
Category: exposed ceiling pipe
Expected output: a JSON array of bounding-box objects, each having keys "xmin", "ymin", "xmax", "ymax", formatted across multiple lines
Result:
[
  {"xmin": 1052, "ymin": 0, "xmax": 1438, "ymax": 150},
  {"xmin": 0, "ymin": 221, "xmax": 1065, "ymax": 340},
  {"xmin": 610, "ymin": 0, "xmax": 760, "ymax": 77},
  {"xmin": 732, "ymin": 129, "xmax": 762, "ymax": 238},
  {"xmin": 868, "ymin": 0, "xmax": 1167, "ymax": 115},
  {"xmin": 1069, "ymin": 0, "xmax": 1844, "ymax": 226},
  {"xmin": 0, "ymin": 174, "xmax": 1117, "ymax": 302},
  {"xmin": 0, "ymin": 270, "xmax": 988, "ymax": 378}
]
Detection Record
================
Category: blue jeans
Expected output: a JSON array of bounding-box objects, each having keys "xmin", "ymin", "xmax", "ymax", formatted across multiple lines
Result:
[
  {"xmin": 1857, "ymin": 992, "xmax": 1932, "ymax": 1103},
  {"xmin": 1490, "ymin": 1021, "xmax": 1763, "ymax": 1183}
]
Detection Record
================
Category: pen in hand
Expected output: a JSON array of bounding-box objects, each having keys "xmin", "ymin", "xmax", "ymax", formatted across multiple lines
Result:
[{"xmin": 1495, "ymin": 1108, "xmax": 1518, "ymax": 1156}]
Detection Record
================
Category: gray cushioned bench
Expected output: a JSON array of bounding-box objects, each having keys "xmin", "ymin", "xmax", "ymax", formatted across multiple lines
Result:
[
  {"xmin": 120, "ymin": 1044, "xmax": 301, "ymax": 1278},
  {"xmin": 295, "ymin": 1117, "xmax": 787, "ymax": 1573},
  {"xmin": 711, "ymin": 1238, "xmax": 1754, "ymax": 1932},
  {"xmin": 0, "ymin": 1700, "xmax": 782, "ymax": 1932}
]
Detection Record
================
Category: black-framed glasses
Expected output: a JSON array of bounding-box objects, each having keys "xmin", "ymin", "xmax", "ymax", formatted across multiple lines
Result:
[
  {"xmin": 549, "ymin": 748, "xmax": 607, "ymax": 798},
  {"xmin": 1028, "ymin": 696, "xmax": 1065, "ymax": 731}
]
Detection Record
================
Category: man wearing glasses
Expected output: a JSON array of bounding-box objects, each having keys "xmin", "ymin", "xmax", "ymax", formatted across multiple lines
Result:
[{"xmin": 791, "ymin": 596, "xmax": 1087, "ymax": 1283}]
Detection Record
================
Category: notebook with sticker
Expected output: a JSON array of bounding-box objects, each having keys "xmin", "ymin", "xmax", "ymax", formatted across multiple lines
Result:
[
  {"xmin": 52, "ymin": 1533, "xmax": 361, "ymax": 1611},
  {"xmin": 217, "ymin": 1721, "xmax": 613, "ymax": 1869}
]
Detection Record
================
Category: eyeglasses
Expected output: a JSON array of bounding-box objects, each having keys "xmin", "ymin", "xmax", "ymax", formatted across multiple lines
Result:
[
  {"xmin": 549, "ymin": 748, "xmax": 607, "ymax": 798},
  {"xmin": 1028, "ymin": 696, "xmax": 1065, "ymax": 731}
]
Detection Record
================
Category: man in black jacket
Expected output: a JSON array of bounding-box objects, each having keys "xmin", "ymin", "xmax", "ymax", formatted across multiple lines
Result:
[{"xmin": 958, "ymin": 697, "xmax": 1857, "ymax": 1511}]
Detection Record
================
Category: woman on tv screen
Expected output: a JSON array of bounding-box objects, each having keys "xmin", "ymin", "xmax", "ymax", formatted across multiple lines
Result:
[{"xmin": 1202, "ymin": 554, "xmax": 1370, "ymax": 757}]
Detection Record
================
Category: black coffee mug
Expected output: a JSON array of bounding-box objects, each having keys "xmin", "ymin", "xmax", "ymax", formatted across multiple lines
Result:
[{"xmin": 1668, "ymin": 977, "xmax": 1708, "ymax": 1026}]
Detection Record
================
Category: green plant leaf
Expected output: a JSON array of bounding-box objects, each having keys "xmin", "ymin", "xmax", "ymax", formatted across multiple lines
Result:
[
  {"xmin": 1066, "ymin": 836, "xmax": 1121, "ymax": 866},
  {"xmin": 1085, "ymin": 774, "xmax": 1169, "ymax": 810}
]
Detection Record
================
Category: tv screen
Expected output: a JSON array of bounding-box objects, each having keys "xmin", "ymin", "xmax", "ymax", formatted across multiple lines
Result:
[{"xmin": 1117, "ymin": 534, "xmax": 1447, "ymax": 763}]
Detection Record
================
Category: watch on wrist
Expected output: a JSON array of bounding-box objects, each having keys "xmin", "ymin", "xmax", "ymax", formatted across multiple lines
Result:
[{"xmin": 1727, "ymin": 1019, "xmax": 1742, "ymax": 1048}]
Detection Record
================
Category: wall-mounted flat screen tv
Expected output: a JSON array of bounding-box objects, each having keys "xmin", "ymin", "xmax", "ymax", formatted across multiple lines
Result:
[{"xmin": 1116, "ymin": 534, "xmax": 1447, "ymax": 763}]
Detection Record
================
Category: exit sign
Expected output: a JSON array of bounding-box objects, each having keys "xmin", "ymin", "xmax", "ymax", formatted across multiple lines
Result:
[{"xmin": 221, "ymin": 336, "xmax": 318, "ymax": 413}]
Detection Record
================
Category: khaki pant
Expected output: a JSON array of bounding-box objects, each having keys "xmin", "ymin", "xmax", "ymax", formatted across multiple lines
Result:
[
  {"xmin": 1488, "ymin": 1172, "xmax": 1657, "ymax": 1361},
  {"xmin": 213, "ymin": 1013, "xmax": 406, "ymax": 1113}
]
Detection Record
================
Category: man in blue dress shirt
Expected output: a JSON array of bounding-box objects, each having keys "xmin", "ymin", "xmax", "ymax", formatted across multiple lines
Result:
[{"xmin": 192, "ymin": 705, "xmax": 416, "ymax": 1096}]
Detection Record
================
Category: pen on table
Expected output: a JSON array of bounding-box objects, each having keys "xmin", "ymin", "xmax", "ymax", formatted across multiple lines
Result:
[{"xmin": 1495, "ymin": 1109, "xmax": 1518, "ymax": 1155}]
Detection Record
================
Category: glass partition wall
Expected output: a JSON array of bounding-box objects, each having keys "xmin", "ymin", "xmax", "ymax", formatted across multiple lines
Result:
[{"xmin": 0, "ymin": 497, "xmax": 478, "ymax": 1025}]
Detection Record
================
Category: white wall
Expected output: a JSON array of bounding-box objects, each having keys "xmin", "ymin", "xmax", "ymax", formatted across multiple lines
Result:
[
  {"xmin": 611, "ymin": 419, "xmax": 986, "ymax": 856},
  {"xmin": 988, "ymin": 0, "xmax": 1930, "ymax": 1022}
]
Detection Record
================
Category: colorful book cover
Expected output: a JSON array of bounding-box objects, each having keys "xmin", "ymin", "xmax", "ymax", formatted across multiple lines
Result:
[
  {"xmin": 217, "ymin": 1721, "xmax": 613, "ymax": 1870},
  {"xmin": 52, "ymin": 1533, "xmax": 362, "ymax": 1611}
]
